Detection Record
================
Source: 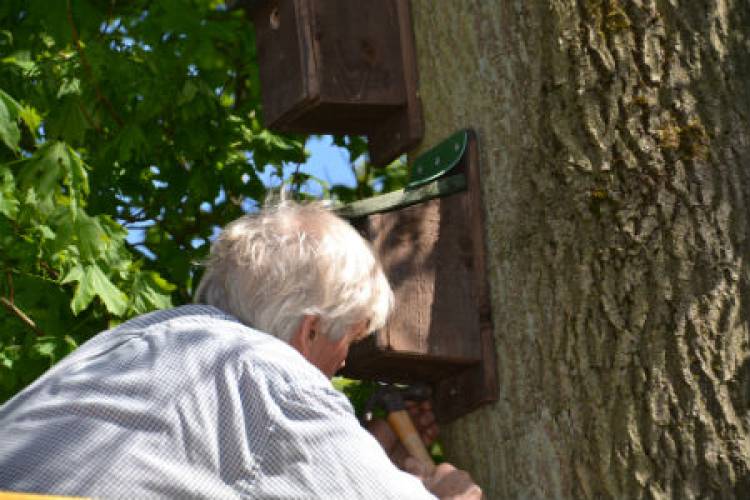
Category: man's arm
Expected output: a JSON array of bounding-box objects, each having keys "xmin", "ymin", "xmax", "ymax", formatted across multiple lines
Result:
[{"xmin": 247, "ymin": 378, "xmax": 437, "ymax": 499}]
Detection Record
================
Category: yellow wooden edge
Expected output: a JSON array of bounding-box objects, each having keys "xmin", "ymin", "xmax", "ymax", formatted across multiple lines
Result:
[{"xmin": 0, "ymin": 492, "xmax": 88, "ymax": 500}]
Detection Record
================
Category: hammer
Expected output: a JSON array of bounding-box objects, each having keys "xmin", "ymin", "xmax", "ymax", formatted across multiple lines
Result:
[{"xmin": 365, "ymin": 383, "xmax": 435, "ymax": 473}]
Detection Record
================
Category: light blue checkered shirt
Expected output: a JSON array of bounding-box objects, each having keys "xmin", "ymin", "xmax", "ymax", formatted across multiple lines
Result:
[{"xmin": 0, "ymin": 305, "xmax": 435, "ymax": 499}]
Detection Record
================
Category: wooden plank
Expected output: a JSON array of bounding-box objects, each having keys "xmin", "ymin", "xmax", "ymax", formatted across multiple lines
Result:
[
  {"xmin": 433, "ymin": 131, "xmax": 498, "ymax": 422},
  {"xmin": 314, "ymin": 0, "xmax": 405, "ymax": 106},
  {"xmin": 367, "ymin": 193, "xmax": 483, "ymax": 361},
  {"xmin": 252, "ymin": 0, "xmax": 316, "ymax": 128},
  {"xmin": 433, "ymin": 323, "xmax": 497, "ymax": 423},
  {"xmin": 278, "ymin": 0, "xmax": 408, "ymax": 135},
  {"xmin": 335, "ymin": 174, "xmax": 466, "ymax": 219},
  {"xmin": 368, "ymin": 0, "xmax": 424, "ymax": 166},
  {"xmin": 339, "ymin": 347, "xmax": 475, "ymax": 383}
]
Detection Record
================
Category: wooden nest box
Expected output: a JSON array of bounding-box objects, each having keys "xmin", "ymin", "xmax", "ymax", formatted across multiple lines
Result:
[
  {"xmin": 246, "ymin": 0, "xmax": 423, "ymax": 166},
  {"xmin": 337, "ymin": 130, "xmax": 498, "ymax": 423}
]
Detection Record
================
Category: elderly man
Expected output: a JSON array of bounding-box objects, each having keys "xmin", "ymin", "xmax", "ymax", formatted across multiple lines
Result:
[{"xmin": 0, "ymin": 203, "xmax": 481, "ymax": 499}]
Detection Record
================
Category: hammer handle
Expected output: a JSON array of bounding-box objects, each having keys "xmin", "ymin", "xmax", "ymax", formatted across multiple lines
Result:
[{"xmin": 387, "ymin": 409, "xmax": 435, "ymax": 473}]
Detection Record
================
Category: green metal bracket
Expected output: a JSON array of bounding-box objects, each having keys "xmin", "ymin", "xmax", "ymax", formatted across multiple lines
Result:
[
  {"xmin": 335, "ymin": 174, "xmax": 466, "ymax": 219},
  {"xmin": 407, "ymin": 129, "xmax": 468, "ymax": 189},
  {"xmin": 335, "ymin": 129, "xmax": 470, "ymax": 219}
]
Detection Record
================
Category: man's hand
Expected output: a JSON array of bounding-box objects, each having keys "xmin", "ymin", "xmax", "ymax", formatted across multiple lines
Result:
[
  {"xmin": 404, "ymin": 459, "xmax": 483, "ymax": 500},
  {"xmin": 366, "ymin": 401, "xmax": 482, "ymax": 499},
  {"xmin": 367, "ymin": 400, "xmax": 438, "ymax": 468}
]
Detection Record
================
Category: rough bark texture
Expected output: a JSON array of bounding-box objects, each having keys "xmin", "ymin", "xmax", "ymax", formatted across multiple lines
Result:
[{"xmin": 409, "ymin": 1, "xmax": 750, "ymax": 498}]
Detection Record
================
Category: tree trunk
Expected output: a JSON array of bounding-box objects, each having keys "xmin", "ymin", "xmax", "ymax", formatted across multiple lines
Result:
[{"xmin": 409, "ymin": 1, "xmax": 750, "ymax": 497}]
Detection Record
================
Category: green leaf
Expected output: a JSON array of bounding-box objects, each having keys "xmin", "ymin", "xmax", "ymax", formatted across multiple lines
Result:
[
  {"xmin": 32, "ymin": 338, "xmax": 57, "ymax": 358},
  {"xmin": 45, "ymin": 96, "xmax": 89, "ymax": 144},
  {"xmin": 18, "ymin": 105, "xmax": 41, "ymax": 139},
  {"xmin": 178, "ymin": 80, "xmax": 198, "ymax": 105},
  {"xmin": 87, "ymin": 265, "xmax": 128, "ymax": 316},
  {"xmin": 63, "ymin": 335, "xmax": 77, "ymax": 353},
  {"xmin": 0, "ymin": 166, "xmax": 18, "ymax": 218},
  {"xmin": 0, "ymin": 88, "xmax": 21, "ymax": 153},
  {"xmin": 63, "ymin": 264, "xmax": 128, "ymax": 316},
  {"xmin": 129, "ymin": 271, "xmax": 175, "ymax": 315},
  {"xmin": 57, "ymin": 78, "xmax": 81, "ymax": 98},
  {"xmin": 73, "ymin": 212, "xmax": 109, "ymax": 262},
  {"xmin": 117, "ymin": 125, "xmax": 147, "ymax": 162},
  {"xmin": 60, "ymin": 265, "xmax": 84, "ymax": 286},
  {"xmin": 18, "ymin": 143, "xmax": 63, "ymax": 197},
  {"xmin": 0, "ymin": 351, "xmax": 13, "ymax": 370},
  {"xmin": 18, "ymin": 142, "xmax": 89, "ymax": 201},
  {"xmin": 63, "ymin": 144, "xmax": 89, "ymax": 198},
  {"xmin": 0, "ymin": 30, "xmax": 12, "ymax": 45},
  {"xmin": 1, "ymin": 50, "xmax": 38, "ymax": 76},
  {"xmin": 36, "ymin": 224, "xmax": 55, "ymax": 240}
]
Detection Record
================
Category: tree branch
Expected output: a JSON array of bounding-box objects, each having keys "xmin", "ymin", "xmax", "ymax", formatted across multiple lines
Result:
[
  {"xmin": 98, "ymin": 0, "xmax": 117, "ymax": 39},
  {"xmin": 6, "ymin": 271, "xmax": 14, "ymax": 303},
  {"xmin": 0, "ymin": 297, "xmax": 45, "ymax": 337},
  {"xmin": 39, "ymin": 261, "xmax": 60, "ymax": 280},
  {"xmin": 66, "ymin": 0, "xmax": 125, "ymax": 128}
]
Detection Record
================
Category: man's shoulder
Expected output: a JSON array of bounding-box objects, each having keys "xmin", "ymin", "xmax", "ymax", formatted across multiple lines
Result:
[
  {"xmin": 115, "ymin": 304, "xmax": 278, "ymax": 352},
  {"xmin": 144, "ymin": 306, "xmax": 349, "ymax": 417},
  {"xmin": 116, "ymin": 304, "xmax": 247, "ymax": 336},
  {"xmin": 127, "ymin": 305, "xmax": 331, "ymax": 390}
]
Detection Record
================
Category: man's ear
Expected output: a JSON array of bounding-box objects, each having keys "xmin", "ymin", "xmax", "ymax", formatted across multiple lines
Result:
[{"xmin": 290, "ymin": 315, "xmax": 319, "ymax": 356}]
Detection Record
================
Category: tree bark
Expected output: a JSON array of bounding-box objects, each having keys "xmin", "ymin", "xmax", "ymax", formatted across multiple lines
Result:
[{"xmin": 409, "ymin": 1, "xmax": 750, "ymax": 498}]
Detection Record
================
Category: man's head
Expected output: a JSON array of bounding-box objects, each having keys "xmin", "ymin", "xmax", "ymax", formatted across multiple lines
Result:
[{"xmin": 194, "ymin": 202, "xmax": 393, "ymax": 376}]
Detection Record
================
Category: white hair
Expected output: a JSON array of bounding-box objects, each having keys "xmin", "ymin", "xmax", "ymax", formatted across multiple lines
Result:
[{"xmin": 194, "ymin": 202, "xmax": 394, "ymax": 342}]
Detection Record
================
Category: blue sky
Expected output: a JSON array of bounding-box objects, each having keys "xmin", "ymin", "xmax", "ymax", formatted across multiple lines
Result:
[{"xmin": 257, "ymin": 135, "xmax": 357, "ymax": 198}]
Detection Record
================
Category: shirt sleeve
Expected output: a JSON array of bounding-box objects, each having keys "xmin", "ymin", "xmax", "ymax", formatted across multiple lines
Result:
[{"xmin": 248, "ymin": 377, "xmax": 437, "ymax": 499}]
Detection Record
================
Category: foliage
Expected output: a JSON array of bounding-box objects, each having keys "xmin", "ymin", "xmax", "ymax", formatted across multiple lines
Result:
[
  {"xmin": 332, "ymin": 377, "xmax": 381, "ymax": 419},
  {"xmin": 0, "ymin": 0, "xmax": 407, "ymax": 403}
]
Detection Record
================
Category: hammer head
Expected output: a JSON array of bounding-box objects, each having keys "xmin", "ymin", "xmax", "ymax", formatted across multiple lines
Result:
[{"xmin": 364, "ymin": 383, "xmax": 432, "ymax": 418}]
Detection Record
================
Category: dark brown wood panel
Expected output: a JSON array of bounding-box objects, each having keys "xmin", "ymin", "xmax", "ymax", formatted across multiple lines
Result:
[
  {"xmin": 277, "ymin": 101, "xmax": 403, "ymax": 135},
  {"xmin": 367, "ymin": 194, "xmax": 482, "ymax": 361},
  {"xmin": 367, "ymin": 0, "xmax": 424, "ymax": 166},
  {"xmin": 312, "ymin": 0, "xmax": 406, "ymax": 106},
  {"xmin": 339, "ymin": 346, "xmax": 476, "ymax": 383},
  {"xmin": 431, "ymin": 131, "xmax": 497, "ymax": 422},
  {"xmin": 249, "ymin": 0, "xmax": 423, "ymax": 165},
  {"xmin": 342, "ymin": 130, "xmax": 498, "ymax": 423},
  {"xmin": 252, "ymin": 0, "xmax": 316, "ymax": 127}
]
